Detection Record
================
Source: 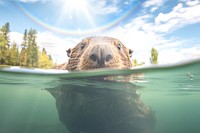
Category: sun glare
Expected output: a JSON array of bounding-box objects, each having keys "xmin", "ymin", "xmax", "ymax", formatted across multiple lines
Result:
[
  {"xmin": 62, "ymin": 0, "xmax": 87, "ymax": 11},
  {"xmin": 55, "ymin": 0, "xmax": 95, "ymax": 29}
]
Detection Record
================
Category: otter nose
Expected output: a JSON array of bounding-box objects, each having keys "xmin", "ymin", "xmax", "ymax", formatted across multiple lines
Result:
[{"xmin": 89, "ymin": 45, "xmax": 113, "ymax": 67}]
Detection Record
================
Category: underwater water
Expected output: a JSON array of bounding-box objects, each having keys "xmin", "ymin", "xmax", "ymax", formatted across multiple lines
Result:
[{"xmin": 0, "ymin": 59, "xmax": 200, "ymax": 133}]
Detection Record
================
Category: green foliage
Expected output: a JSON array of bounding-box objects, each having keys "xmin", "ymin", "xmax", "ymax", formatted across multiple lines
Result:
[
  {"xmin": 0, "ymin": 23, "xmax": 54, "ymax": 69},
  {"xmin": 19, "ymin": 48, "xmax": 27, "ymax": 66},
  {"xmin": 26, "ymin": 29, "xmax": 38, "ymax": 67},
  {"xmin": 0, "ymin": 34, "xmax": 7, "ymax": 47},
  {"xmin": 1, "ymin": 22, "xmax": 10, "ymax": 42},
  {"xmin": 38, "ymin": 48, "xmax": 53, "ymax": 69},
  {"xmin": 150, "ymin": 47, "xmax": 159, "ymax": 64},
  {"xmin": 10, "ymin": 42, "xmax": 19, "ymax": 66},
  {"xmin": 0, "ymin": 22, "xmax": 10, "ymax": 64},
  {"xmin": 21, "ymin": 29, "xmax": 28, "ymax": 48},
  {"xmin": 19, "ymin": 29, "xmax": 53, "ymax": 68},
  {"xmin": 132, "ymin": 59, "xmax": 145, "ymax": 66},
  {"xmin": 132, "ymin": 59, "xmax": 138, "ymax": 66}
]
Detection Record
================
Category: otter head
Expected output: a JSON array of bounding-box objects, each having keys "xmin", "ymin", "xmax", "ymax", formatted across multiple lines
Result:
[{"xmin": 66, "ymin": 36, "xmax": 133, "ymax": 71}]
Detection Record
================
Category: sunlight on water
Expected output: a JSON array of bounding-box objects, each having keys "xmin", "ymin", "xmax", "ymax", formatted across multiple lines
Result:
[{"xmin": 0, "ymin": 59, "xmax": 200, "ymax": 133}]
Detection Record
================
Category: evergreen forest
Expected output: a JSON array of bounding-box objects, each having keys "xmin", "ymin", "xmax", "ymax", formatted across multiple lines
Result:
[{"xmin": 0, "ymin": 22, "xmax": 53, "ymax": 69}]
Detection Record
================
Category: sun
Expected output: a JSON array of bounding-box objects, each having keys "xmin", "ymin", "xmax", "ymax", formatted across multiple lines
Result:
[{"xmin": 55, "ymin": 0, "xmax": 95, "ymax": 28}]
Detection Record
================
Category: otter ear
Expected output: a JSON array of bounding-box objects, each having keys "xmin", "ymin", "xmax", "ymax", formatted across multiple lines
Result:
[
  {"xmin": 129, "ymin": 49, "xmax": 133, "ymax": 57},
  {"xmin": 66, "ymin": 48, "xmax": 71, "ymax": 57}
]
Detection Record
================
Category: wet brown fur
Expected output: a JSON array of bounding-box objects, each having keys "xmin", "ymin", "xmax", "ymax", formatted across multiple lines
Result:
[{"xmin": 65, "ymin": 36, "xmax": 132, "ymax": 71}]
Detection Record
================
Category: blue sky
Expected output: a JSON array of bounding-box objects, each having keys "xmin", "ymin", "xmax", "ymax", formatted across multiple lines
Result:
[{"xmin": 0, "ymin": 0, "xmax": 200, "ymax": 64}]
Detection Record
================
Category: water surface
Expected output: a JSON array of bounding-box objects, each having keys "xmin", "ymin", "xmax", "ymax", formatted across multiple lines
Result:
[{"xmin": 0, "ymin": 59, "xmax": 200, "ymax": 133}]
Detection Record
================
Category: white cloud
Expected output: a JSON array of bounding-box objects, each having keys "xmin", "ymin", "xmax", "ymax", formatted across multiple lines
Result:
[
  {"xmin": 36, "ymin": 32, "xmax": 82, "ymax": 64},
  {"xmin": 143, "ymin": 0, "xmax": 165, "ymax": 12},
  {"xmin": 104, "ymin": 27, "xmax": 188, "ymax": 65},
  {"xmin": 9, "ymin": 32, "xmax": 23, "ymax": 47},
  {"xmin": 143, "ymin": 0, "xmax": 164, "ymax": 7},
  {"xmin": 101, "ymin": 0, "xmax": 200, "ymax": 64},
  {"xmin": 159, "ymin": 49, "xmax": 184, "ymax": 64},
  {"xmin": 150, "ymin": 7, "xmax": 159, "ymax": 12},
  {"xmin": 185, "ymin": 0, "xmax": 200, "ymax": 6},
  {"xmin": 154, "ymin": 1, "xmax": 200, "ymax": 33},
  {"xmin": 159, "ymin": 45, "xmax": 200, "ymax": 64},
  {"xmin": 89, "ymin": 0, "xmax": 120, "ymax": 15},
  {"xmin": 9, "ymin": 31, "xmax": 80, "ymax": 64},
  {"xmin": 179, "ymin": 46, "xmax": 200, "ymax": 59}
]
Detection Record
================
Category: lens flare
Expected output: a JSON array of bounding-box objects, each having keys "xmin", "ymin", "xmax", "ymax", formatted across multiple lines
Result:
[{"xmin": 15, "ymin": 0, "xmax": 142, "ymax": 36}]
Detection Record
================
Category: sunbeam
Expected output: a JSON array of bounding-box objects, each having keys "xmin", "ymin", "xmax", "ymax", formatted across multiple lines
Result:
[
  {"xmin": 55, "ymin": 0, "xmax": 96, "ymax": 31},
  {"xmin": 15, "ymin": 0, "xmax": 142, "ymax": 36}
]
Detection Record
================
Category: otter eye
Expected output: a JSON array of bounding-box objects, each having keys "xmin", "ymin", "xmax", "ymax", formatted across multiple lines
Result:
[
  {"xmin": 80, "ymin": 43, "xmax": 85, "ymax": 50},
  {"xmin": 129, "ymin": 49, "xmax": 133, "ymax": 57},
  {"xmin": 117, "ymin": 43, "xmax": 121, "ymax": 50},
  {"xmin": 66, "ymin": 48, "xmax": 71, "ymax": 57}
]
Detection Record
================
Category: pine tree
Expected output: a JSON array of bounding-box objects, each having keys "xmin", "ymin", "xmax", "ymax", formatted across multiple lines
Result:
[
  {"xmin": 21, "ymin": 29, "xmax": 28, "ymax": 48},
  {"xmin": 19, "ymin": 48, "xmax": 25, "ymax": 66},
  {"xmin": 0, "ymin": 34, "xmax": 6, "ymax": 64},
  {"xmin": 19, "ymin": 29, "xmax": 38, "ymax": 67},
  {"xmin": 20, "ymin": 29, "xmax": 28, "ymax": 66},
  {"xmin": 0, "ymin": 23, "xmax": 54, "ymax": 68},
  {"xmin": 38, "ymin": 48, "xmax": 53, "ymax": 69},
  {"xmin": 0, "ymin": 34, "xmax": 7, "ymax": 47},
  {"xmin": 10, "ymin": 42, "xmax": 19, "ymax": 66},
  {"xmin": 1, "ymin": 22, "xmax": 10, "ymax": 43},
  {"xmin": 0, "ymin": 22, "xmax": 10, "ymax": 64},
  {"xmin": 150, "ymin": 47, "xmax": 159, "ymax": 64},
  {"xmin": 24, "ymin": 29, "xmax": 38, "ymax": 67}
]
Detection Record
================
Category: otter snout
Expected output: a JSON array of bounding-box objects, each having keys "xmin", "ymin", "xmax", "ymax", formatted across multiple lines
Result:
[{"xmin": 89, "ymin": 44, "xmax": 113, "ymax": 67}]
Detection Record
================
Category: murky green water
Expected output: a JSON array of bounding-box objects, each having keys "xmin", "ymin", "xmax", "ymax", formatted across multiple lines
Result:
[{"xmin": 0, "ymin": 60, "xmax": 200, "ymax": 133}]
